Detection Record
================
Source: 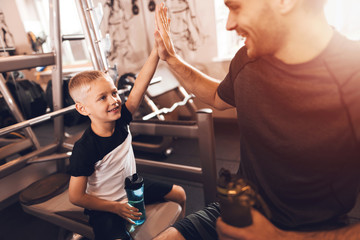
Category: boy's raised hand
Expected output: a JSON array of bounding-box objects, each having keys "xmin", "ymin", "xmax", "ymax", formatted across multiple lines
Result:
[
  {"xmin": 115, "ymin": 198, "xmax": 142, "ymax": 224},
  {"xmin": 154, "ymin": 2, "xmax": 176, "ymax": 61}
]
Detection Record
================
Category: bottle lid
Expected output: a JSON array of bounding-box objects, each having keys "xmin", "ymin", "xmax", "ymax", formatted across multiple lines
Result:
[
  {"xmin": 217, "ymin": 168, "xmax": 232, "ymax": 188},
  {"xmin": 217, "ymin": 168, "xmax": 254, "ymax": 197},
  {"xmin": 125, "ymin": 173, "xmax": 144, "ymax": 190}
]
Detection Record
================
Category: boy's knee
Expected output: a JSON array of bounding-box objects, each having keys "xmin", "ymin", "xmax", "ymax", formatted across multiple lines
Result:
[
  {"xmin": 166, "ymin": 185, "xmax": 186, "ymax": 205},
  {"xmin": 175, "ymin": 185, "xmax": 186, "ymax": 204}
]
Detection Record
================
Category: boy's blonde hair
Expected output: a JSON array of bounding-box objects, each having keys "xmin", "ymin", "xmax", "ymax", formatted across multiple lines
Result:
[{"xmin": 69, "ymin": 70, "xmax": 110, "ymax": 103}]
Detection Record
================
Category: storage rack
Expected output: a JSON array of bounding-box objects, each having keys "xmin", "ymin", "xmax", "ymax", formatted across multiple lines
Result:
[{"xmin": 0, "ymin": 0, "xmax": 66, "ymax": 204}]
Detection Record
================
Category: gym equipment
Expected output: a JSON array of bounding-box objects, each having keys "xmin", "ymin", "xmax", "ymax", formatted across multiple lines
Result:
[
  {"xmin": 116, "ymin": 65, "xmax": 197, "ymax": 157},
  {"xmin": 0, "ymin": 1, "xmax": 217, "ymax": 239},
  {"xmin": 76, "ymin": 0, "xmax": 109, "ymax": 72},
  {"xmin": 27, "ymin": 31, "xmax": 46, "ymax": 53},
  {"xmin": 6, "ymin": 79, "xmax": 47, "ymax": 120},
  {"xmin": 78, "ymin": 0, "xmax": 197, "ymax": 157},
  {"xmin": 0, "ymin": 0, "xmax": 62, "ymax": 204},
  {"xmin": 132, "ymin": 0, "xmax": 140, "ymax": 15},
  {"xmin": 19, "ymin": 171, "xmax": 182, "ymax": 240},
  {"xmin": 148, "ymin": 0, "xmax": 156, "ymax": 12},
  {"xmin": 1, "ymin": 107, "xmax": 216, "ymax": 239},
  {"xmin": 0, "ymin": 97, "xmax": 16, "ymax": 128},
  {"xmin": 45, "ymin": 77, "xmax": 87, "ymax": 126},
  {"xmin": 117, "ymin": 72, "xmax": 135, "ymax": 103}
]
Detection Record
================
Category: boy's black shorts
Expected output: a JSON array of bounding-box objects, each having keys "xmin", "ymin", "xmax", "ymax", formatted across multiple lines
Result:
[
  {"xmin": 87, "ymin": 177, "xmax": 173, "ymax": 240},
  {"xmin": 143, "ymin": 177, "xmax": 173, "ymax": 204}
]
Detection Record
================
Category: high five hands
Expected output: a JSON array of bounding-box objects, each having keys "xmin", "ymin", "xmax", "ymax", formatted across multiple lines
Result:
[{"xmin": 154, "ymin": 2, "xmax": 176, "ymax": 62}]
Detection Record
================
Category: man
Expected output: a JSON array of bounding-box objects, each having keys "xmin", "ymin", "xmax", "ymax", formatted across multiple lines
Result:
[{"xmin": 154, "ymin": 0, "xmax": 360, "ymax": 239}]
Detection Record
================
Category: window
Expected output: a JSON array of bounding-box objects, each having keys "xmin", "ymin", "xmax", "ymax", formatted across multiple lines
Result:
[
  {"xmin": 325, "ymin": 0, "xmax": 360, "ymax": 40},
  {"xmin": 213, "ymin": 0, "xmax": 244, "ymax": 61},
  {"xmin": 16, "ymin": 0, "xmax": 90, "ymax": 65}
]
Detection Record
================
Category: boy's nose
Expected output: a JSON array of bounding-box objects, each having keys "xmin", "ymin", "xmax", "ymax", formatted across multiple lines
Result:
[{"xmin": 110, "ymin": 96, "xmax": 119, "ymax": 105}]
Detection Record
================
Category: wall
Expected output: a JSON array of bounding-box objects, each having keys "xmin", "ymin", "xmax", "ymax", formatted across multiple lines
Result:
[
  {"xmin": 95, "ymin": 0, "xmax": 220, "ymax": 74},
  {"xmin": 1, "ymin": 0, "xmax": 237, "ymax": 119},
  {"xmin": 0, "ymin": 0, "xmax": 36, "ymax": 81},
  {"xmin": 0, "ymin": 0, "xmax": 32, "ymax": 55},
  {"xmin": 94, "ymin": 0, "xmax": 236, "ymax": 119}
]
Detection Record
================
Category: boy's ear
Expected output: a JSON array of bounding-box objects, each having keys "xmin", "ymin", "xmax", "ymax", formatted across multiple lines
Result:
[{"xmin": 75, "ymin": 102, "xmax": 89, "ymax": 116}]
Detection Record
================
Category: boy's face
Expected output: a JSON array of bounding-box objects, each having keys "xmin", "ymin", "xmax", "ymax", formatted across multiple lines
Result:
[{"xmin": 77, "ymin": 77, "xmax": 122, "ymax": 124}]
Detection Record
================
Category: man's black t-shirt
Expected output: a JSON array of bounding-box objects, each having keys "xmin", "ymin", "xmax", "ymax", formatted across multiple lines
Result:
[{"xmin": 218, "ymin": 31, "xmax": 360, "ymax": 229}]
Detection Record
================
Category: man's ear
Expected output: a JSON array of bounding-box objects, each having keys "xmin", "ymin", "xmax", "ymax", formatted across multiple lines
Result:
[
  {"xmin": 75, "ymin": 102, "xmax": 89, "ymax": 116},
  {"xmin": 277, "ymin": 0, "xmax": 298, "ymax": 14}
]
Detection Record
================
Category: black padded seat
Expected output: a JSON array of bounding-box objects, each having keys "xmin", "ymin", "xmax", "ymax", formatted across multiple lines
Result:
[{"xmin": 19, "ymin": 173, "xmax": 70, "ymax": 206}]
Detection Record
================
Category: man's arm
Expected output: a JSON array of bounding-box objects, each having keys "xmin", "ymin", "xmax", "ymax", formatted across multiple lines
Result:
[
  {"xmin": 68, "ymin": 176, "xmax": 141, "ymax": 223},
  {"xmin": 216, "ymin": 208, "xmax": 360, "ymax": 240},
  {"xmin": 125, "ymin": 47, "xmax": 160, "ymax": 114},
  {"xmin": 154, "ymin": 3, "xmax": 233, "ymax": 110}
]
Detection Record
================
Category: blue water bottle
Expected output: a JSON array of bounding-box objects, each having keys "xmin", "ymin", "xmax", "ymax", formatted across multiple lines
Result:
[{"xmin": 125, "ymin": 173, "xmax": 146, "ymax": 225}]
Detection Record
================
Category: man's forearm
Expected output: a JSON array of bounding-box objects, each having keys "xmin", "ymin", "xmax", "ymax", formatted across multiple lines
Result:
[{"xmin": 166, "ymin": 54, "xmax": 222, "ymax": 108}]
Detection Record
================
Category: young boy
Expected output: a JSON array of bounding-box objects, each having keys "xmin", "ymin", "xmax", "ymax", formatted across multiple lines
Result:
[{"xmin": 67, "ymin": 47, "xmax": 186, "ymax": 240}]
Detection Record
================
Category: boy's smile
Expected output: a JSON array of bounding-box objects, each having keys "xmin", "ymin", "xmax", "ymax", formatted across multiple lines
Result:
[
  {"xmin": 82, "ymin": 77, "xmax": 122, "ymax": 127},
  {"xmin": 108, "ymin": 104, "xmax": 121, "ymax": 116},
  {"xmin": 108, "ymin": 105, "xmax": 120, "ymax": 114}
]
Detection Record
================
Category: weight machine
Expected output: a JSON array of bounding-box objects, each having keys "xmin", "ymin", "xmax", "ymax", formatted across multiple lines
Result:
[{"xmin": 0, "ymin": 0, "xmax": 217, "ymax": 239}]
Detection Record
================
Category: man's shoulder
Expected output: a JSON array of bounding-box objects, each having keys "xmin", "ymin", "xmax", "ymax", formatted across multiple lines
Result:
[
  {"xmin": 228, "ymin": 46, "xmax": 258, "ymax": 76},
  {"xmin": 328, "ymin": 32, "xmax": 360, "ymax": 61},
  {"xmin": 324, "ymin": 34, "xmax": 360, "ymax": 84},
  {"xmin": 232, "ymin": 46, "xmax": 251, "ymax": 63},
  {"xmin": 342, "ymin": 40, "xmax": 360, "ymax": 64}
]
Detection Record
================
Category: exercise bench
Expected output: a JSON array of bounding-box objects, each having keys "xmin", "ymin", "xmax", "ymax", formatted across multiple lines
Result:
[{"xmin": 19, "ymin": 172, "xmax": 182, "ymax": 239}]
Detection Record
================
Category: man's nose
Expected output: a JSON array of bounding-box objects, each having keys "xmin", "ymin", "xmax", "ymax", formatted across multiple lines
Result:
[{"xmin": 226, "ymin": 13, "xmax": 237, "ymax": 31}]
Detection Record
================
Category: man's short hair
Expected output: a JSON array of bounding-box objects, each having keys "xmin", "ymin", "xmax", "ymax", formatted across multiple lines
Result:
[{"xmin": 68, "ymin": 70, "xmax": 109, "ymax": 103}]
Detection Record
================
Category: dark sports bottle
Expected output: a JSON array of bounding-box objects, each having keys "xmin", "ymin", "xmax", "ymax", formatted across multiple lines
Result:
[
  {"xmin": 125, "ymin": 173, "xmax": 146, "ymax": 225},
  {"xmin": 217, "ymin": 168, "xmax": 255, "ymax": 227}
]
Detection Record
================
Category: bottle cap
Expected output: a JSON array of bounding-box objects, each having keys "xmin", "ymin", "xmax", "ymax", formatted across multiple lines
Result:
[{"xmin": 125, "ymin": 173, "xmax": 144, "ymax": 190}]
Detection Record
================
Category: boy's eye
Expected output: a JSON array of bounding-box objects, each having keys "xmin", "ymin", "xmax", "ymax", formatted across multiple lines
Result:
[
  {"xmin": 112, "ymin": 91, "xmax": 118, "ymax": 96},
  {"xmin": 99, "ymin": 96, "xmax": 106, "ymax": 101}
]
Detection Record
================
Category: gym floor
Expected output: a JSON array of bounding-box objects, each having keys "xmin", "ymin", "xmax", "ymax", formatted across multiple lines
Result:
[{"xmin": 0, "ymin": 117, "xmax": 241, "ymax": 240}]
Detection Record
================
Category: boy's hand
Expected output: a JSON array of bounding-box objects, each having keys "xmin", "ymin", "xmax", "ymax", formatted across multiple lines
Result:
[
  {"xmin": 115, "ymin": 198, "xmax": 142, "ymax": 224},
  {"xmin": 154, "ymin": 2, "xmax": 176, "ymax": 61}
]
